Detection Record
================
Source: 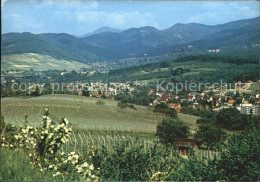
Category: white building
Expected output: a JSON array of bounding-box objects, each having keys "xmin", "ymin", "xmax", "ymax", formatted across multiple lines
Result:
[{"xmin": 236, "ymin": 103, "xmax": 260, "ymax": 115}]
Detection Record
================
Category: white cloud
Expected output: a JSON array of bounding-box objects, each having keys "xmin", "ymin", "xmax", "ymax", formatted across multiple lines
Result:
[
  {"xmin": 75, "ymin": 10, "xmax": 158, "ymax": 29},
  {"xmin": 187, "ymin": 2, "xmax": 259, "ymax": 25}
]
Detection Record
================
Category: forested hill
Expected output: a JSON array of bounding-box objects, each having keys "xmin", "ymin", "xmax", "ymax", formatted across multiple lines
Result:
[
  {"xmin": 2, "ymin": 17, "xmax": 260, "ymax": 65},
  {"xmin": 88, "ymin": 54, "xmax": 260, "ymax": 84}
]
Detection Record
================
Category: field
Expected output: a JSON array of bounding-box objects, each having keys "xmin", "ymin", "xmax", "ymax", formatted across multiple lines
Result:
[
  {"xmin": 1, "ymin": 94, "xmax": 199, "ymax": 153},
  {"xmin": 1, "ymin": 94, "xmax": 199, "ymax": 133},
  {"xmin": 1, "ymin": 53, "xmax": 91, "ymax": 72}
]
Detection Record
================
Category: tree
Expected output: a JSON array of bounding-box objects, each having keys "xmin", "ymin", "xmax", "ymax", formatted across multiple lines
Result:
[
  {"xmin": 194, "ymin": 124, "xmax": 226, "ymax": 149},
  {"xmin": 82, "ymin": 88, "xmax": 90, "ymax": 97},
  {"xmin": 196, "ymin": 118, "xmax": 212, "ymax": 125},
  {"xmin": 215, "ymin": 108, "xmax": 250, "ymax": 130},
  {"xmin": 156, "ymin": 117, "xmax": 190, "ymax": 145},
  {"xmin": 31, "ymin": 85, "xmax": 41, "ymax": 97},
  {"xmin": 215, "ymin": 128, "xmax": 259, "ymax": 181},
  {"xmin": 153, "ymin": 103, "xmax": 177, "ymax": 118}
]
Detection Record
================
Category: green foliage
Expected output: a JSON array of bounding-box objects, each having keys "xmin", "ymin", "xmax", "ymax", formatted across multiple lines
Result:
[
  {"xmin": 156, "ymin": 117, "xmax": 190, "ymax": 145},
  {"xmin": 196, "ymin": 118, "xmax": 212, "ymax": 125},
  {"xmin": 153, "ymin": 103, "xmax": 177, "ymax": 117},
  {"xmin": 181, "ymin": 107, "xmax": 215, "ymax": 118},
  {"xmin": 92, "ymin": 142, "xmax": 180, "ymax": 181},
  {"xmin": 96, "ymin": 100, "xmax": 105, "ymax": 106},
  {"xmin": 214, "ymin": 128, "xmax": 260, "ymax": 181},
  {"xmin": 165, "ymin": 152, "xmax": 218, "ymax": 181},
  {"xmin": 117, "ymin": 101, "xmax": 137, "ymax": 110},
  {"xmin": 1, "ymin": 110, "xmax": 98, "ymax": 181},
  {"xmin": 82, "ymin": 88, "xmax": 90, "ymax": 97},
  {"xmin": 166, "ymin": 126, "xmax": 260, "ymax": 181},
  {"xmin": 215, "ymin": 108, "xmax": 251, "ymax": 130},
  {"xmin": 1, "ymin": 149, "xmax": 56, "ymax": 181},
  {"xmin": 195, "ymin": 124, "xmax": 226, "ymax": 149},
  {"xmin": 31, "ymin": 85, "xmax": 41, "ymax": 97}
]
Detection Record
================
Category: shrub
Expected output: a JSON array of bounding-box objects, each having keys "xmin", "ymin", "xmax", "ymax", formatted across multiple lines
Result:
[
  {"xmin": 153, "ymin": 103, "xmax": 177, "ymax": 117},
  {"xmin": 156, "ymin": 117, "xmax": 190, "ymax": 145},
  {"xmin": 92, "ymin": 141, "xmax": 180, "ymax": 181},
  {"xmin": 96, "ymin": 100, "xmax": 105, "ymax": 106},
  {"xmin": 2, "ymin": 109, "xmax": 98, "ymax": 181},
  {"xmin": 1, "ymin": 149, "xmax": 56, "ymax": 181},
  {"xmin": 117, "ymin": 101, "xmax": 137, "ymax": 110},
  {"xmin": 196, "ymin": 118, "xmax": 212, "ymax": 125}
]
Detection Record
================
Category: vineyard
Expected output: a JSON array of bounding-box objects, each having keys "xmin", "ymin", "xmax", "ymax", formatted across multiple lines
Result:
[
  {"xmin": 61, "ymin": 129, "xmax": 219, "ymax": 160},
  {"xmin": 1, "ymin": 94, "xmax": 211, "ymax": 157},
  {"xmin": 1, "ymin": 94, "xmax": 199, "ymax": 133},
  {"xmin": 1, "ymin": 95, "xmax": 258, "ymax": 181}
]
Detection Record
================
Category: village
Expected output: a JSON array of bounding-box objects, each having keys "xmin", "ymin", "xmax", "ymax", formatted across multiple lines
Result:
[{"xmin": 61, "ymin": 80, "xmax": 260, "ymax": 116}]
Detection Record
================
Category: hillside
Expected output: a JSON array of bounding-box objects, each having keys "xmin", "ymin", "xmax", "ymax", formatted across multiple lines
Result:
[
  {"xmin": 1, "ymin": 95, "xmax": 199, "ymax": 133},
  {"xmin": 90, "ymin": 54, "xmax": 260, "ymax": 84},
  {"xmin": 1, "ymin": 53, "xmax": 91, "ymax": 72},
  {"xmin": 2, "ymin": 17, "xmax": 259, "ymax": 65}
]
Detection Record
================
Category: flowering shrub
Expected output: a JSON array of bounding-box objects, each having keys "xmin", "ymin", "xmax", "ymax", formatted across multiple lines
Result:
[{"xmin": 2, "ymin": 109, "xmax": 98, "ymax": 181}]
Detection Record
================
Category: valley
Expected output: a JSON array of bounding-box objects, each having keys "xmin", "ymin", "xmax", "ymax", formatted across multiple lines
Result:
[{"xmin": 1, "ymin": 5, "xmax": 260, "ymax": 180}]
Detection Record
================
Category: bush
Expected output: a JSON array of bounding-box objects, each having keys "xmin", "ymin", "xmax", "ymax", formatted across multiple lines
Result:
[
  {"xmin": 153, "ymin": 103, "xmax": 177, "ymax": 117},
  {"xmin": 196, "ymin": 118, "xmax": 212, "ymax": 125},
  {"xmin": 92, "ymin": 141, "xmax": 180, "ymax": 181},
  {"xmin": 156, "ymin": 117, "xmax": 190, "ymax": 145},
  {"xmin": 1, "ymin": 149, "xmax": 56, "ymax": 181},
  {"xmin": 117, "ymin": 101, "xmax": 137, "ymax": 110},
  {"xmin": 96, "ymin": 100, "xmax": 105, "ymax": 106},
  {"xmin": 1, "ymin": 110, "xmax": 98, "ymax": 181}
]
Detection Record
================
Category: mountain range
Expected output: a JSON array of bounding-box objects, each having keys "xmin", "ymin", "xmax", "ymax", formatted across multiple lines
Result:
[
  {"xmin": 2, "ymin": 17, "xmax": 260, "ymax": 65},
  {"xmin": 80, "ymin": 26, "xmax": 124, "ymax": 38}
]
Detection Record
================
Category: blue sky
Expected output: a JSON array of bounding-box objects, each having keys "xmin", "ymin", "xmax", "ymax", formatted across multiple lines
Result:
[{"xmin": 2, "ymin": 0, "xmax": 259, "ymax": 36}]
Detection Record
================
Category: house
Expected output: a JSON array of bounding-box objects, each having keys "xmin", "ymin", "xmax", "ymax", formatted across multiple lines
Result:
[
  {"xmin": 152, "ymin": 100, "xmax": 159, "ymax": 106},
  {"xmin": 255, "ymin": 98, "xmax": 260, "ymax": 104},
  {"xmin": 168, "ymin": 103, "xmax": 182, "ymax": 112},
  {"xmin": 193, "ymin": 101, "xmax": 199, "ymax": 108},
  {"xmin": 188, "ymin": 95, "xmax": 195, "ymax": 102},
  {"xmin": 215, "ymin": 96, "xmax": 222, "ymax": 102},
  {"xmin": 189, "ymin": 92, "xmax": 199, "ymax": 96},
  {"xmin": 148, "ymin": 89, "xmax": 154, "ymax": 95},
  {"xmin": 175, "ymin": 138, "xmax": 198, "ymax": 156},
  {"xmin": 206, "ymin": 96, "xmax": 213, "ymax": 102},
  {"xmin": 216, "ymin": 101, "xmax": 220, "ymax": 107},
  {"xmin": 225, "ymin": 92, "xmax": 234, "ymax": 97},
  {"xmin": 201, "ymin": 92, "xmax": 206, "ymax": 97},
  {"xmin": 91, "ymin": 94, "xmax": 101, "ymax": 98},
  {"xmin": 214, "ymin": 91, "xmax": 222, "ymax": 97},
  {"xmin": 228, "ymin": 99, "xmax": 235, "ymax": 106},
  {"xmin": 164, "ymin": 94, "xmax": 179, "ymax": 100},
  {"xmin": 156, "ymin": 92, "xmax": 164, "ymax": 97}
]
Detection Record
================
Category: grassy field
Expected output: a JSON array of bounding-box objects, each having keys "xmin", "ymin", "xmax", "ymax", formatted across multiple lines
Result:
[
  {"xmin": 1, "ymin": 95, "xmax": 199, "ymax": 134},
  {"xmin": 1, "ymin": 53, "xmax": 91, "ymax": 72}
]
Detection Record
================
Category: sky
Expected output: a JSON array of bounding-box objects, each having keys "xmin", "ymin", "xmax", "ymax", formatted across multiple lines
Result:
[{"xmin": 2, "ymin": 0, "xmax": 260, "ymax": 36}]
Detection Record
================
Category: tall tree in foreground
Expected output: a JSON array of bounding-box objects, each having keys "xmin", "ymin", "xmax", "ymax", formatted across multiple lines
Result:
[{"xmin": 156, "ymin": 117, "xmax": 190, "ymax": 145}]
